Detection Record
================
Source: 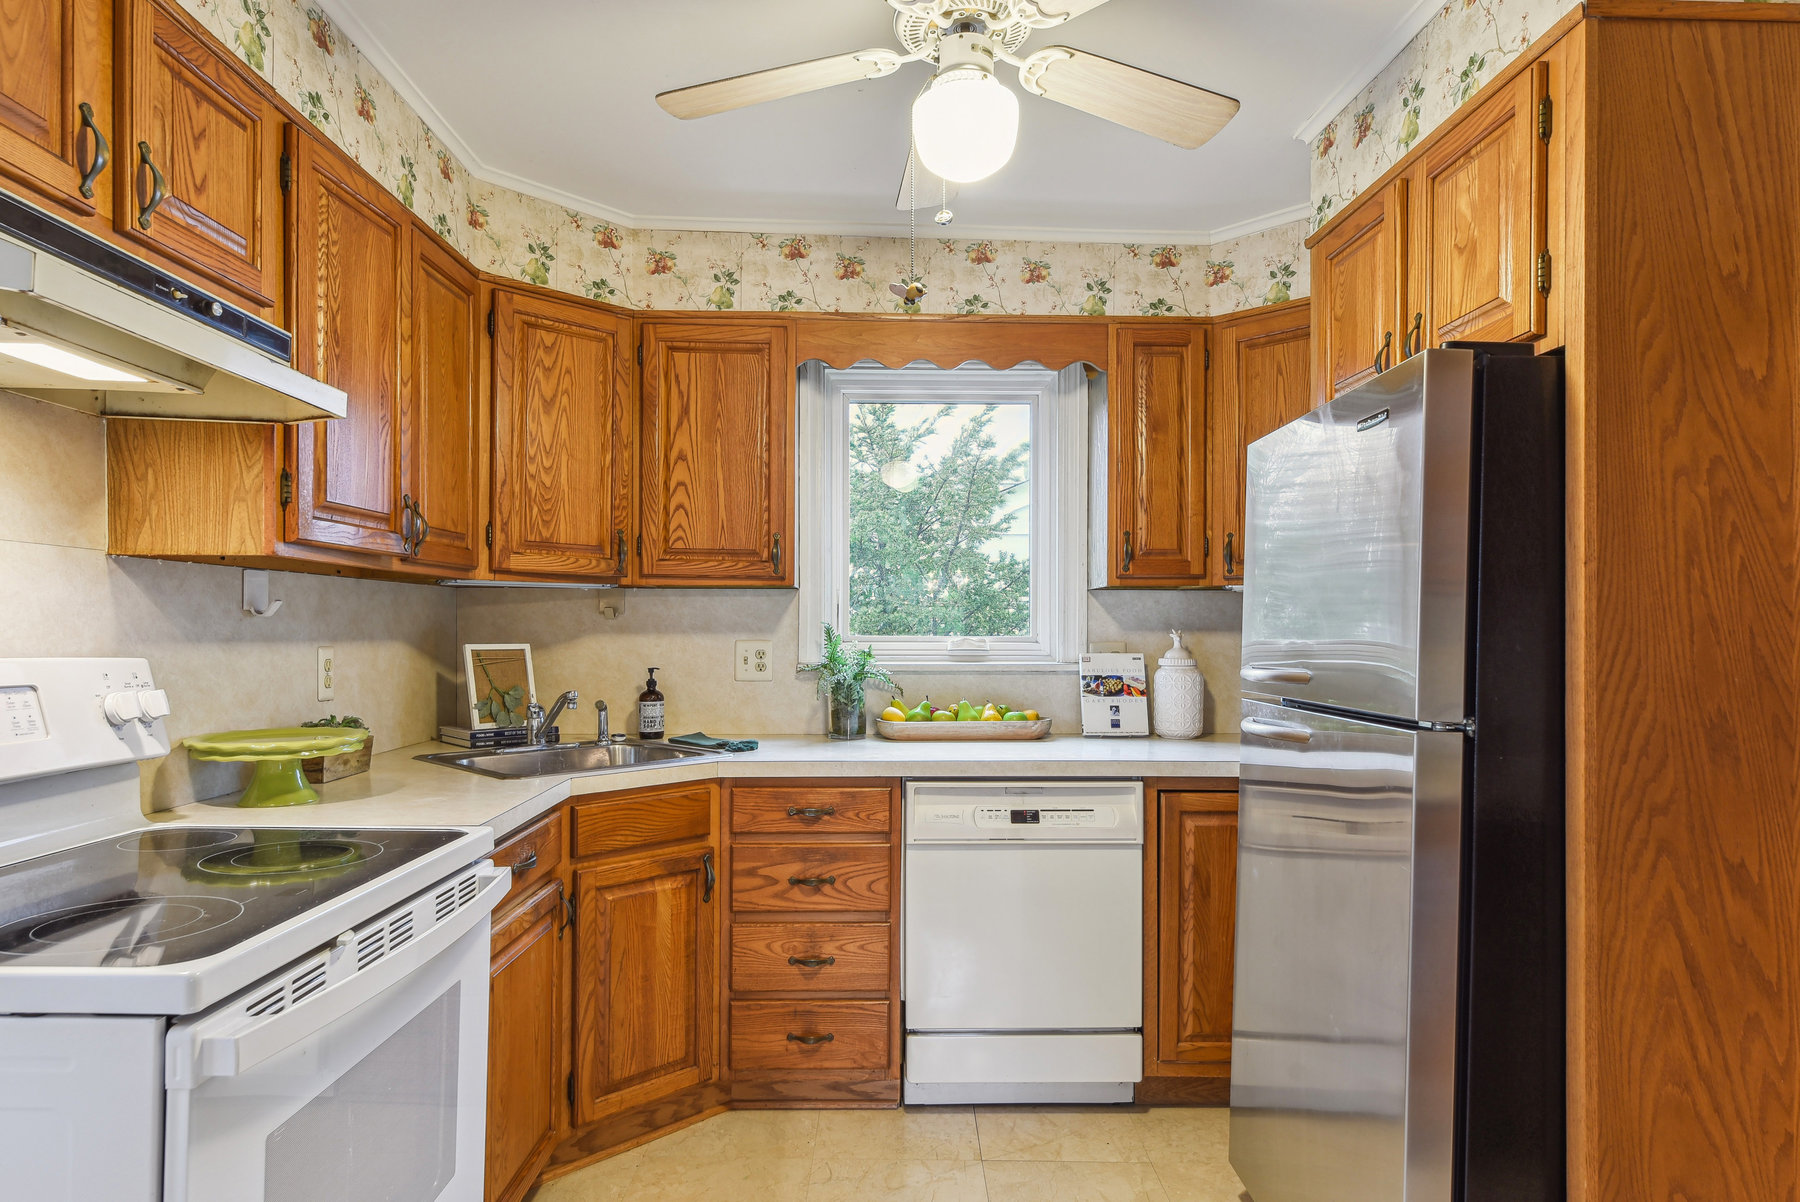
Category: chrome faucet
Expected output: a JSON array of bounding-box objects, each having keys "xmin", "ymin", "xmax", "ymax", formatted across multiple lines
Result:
[
  {"xmin": 594, "ymin": 698, "xmax": 610, "ymax": 743},
  {"xmin": 526, "ymin": 690, "xmax": 578, "ymax": 745}
]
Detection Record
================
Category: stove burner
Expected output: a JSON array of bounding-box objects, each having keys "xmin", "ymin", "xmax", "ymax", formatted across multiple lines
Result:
[
  {"xmin": 0, "ymin": 895, "xmax": 247, "ymax": 958},
  {"xmin": 194, "ymin": 839, "xmax": 379, "ymax": 877},
  {"xmin": 114, "ymin": 829, "xmax": 238, "ymax": 853}
]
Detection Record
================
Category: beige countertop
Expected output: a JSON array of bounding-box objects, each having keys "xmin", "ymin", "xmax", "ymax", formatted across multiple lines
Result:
[{"xmin": 155, "ymin": 734, "xmax": 1240, "ymax": 841}]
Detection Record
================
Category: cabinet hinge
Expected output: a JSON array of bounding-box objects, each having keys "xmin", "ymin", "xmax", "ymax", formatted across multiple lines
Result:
[
  {"xmin": 1204, "ymin": 348, "xmax": 1211, "ymax": 370},
  {"xmin": 635, "ymin": 534, "xmax": 643, "ymax": 560},
  {"xmin": 637, "ymin": 343, "xmax": 643, "ymax": 366},
  {"xmin": 1537, "ymin": 95, "xmax": 1553, "ymax": 143},
  {"xmin": 278, "ymin": 468, "xmax": 292, "ymax": 507},
  {"xmin": 1535, "ymin": 250, "xmax": 1553, "ymax": 296},
  {"xmin": 566, "ymin": 1073, "xmax": 574, "ymax": 1107},
  {"xmin": 1204, "ymin": 533, "xmax": 1210, "ymax": 565},
  {"xmin": 485, "ymin": 521, "xmax": 493, "ymax": 548},
  {"xmin": 279, "ymin": 151, "xmax": 292, "ymax": 194},
  {"xmin": 486, "ymin": 308, "xmax": 495, "ymax": 338}
]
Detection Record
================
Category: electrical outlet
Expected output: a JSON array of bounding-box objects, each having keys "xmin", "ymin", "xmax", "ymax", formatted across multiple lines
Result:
[
  {"xmin": 735, "ymin": 640, "xmax": 773, "ymax": 683},
  {"xmin": 317, "ymin": 646, "xmax": 335, "ymax": 701}
]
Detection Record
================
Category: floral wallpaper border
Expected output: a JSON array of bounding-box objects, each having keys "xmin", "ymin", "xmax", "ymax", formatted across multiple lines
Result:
[{"xmin": 177, "ymin": 0, "xmax": 1308, "ymax": 317}]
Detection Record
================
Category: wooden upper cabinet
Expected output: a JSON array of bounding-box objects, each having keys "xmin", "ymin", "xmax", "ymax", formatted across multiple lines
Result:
[
  {"xmin": 1409, "ymin": 66, "xmax": 1549, "ymax": 348},
  {"xmin": 1211, "ymin": 302, "xmax": 1312, "ymax": 584},
  {"xmin": 0, "ymin": 0, "xmax": 113, "ymax": 220},
  {"xmin": 1155, "ymin": 791, "xmax": 1238, "ymax": 1071},
  {"xmin": 1311, "ymin": 179, "xmax": 1405, "ymax": 404},
  {"xmin": 284, "ymin": 127, "xmax": 408, "ymax": 559},
  {"xmin": 638, "ymin": 321, "xmax": 793, "ymax": 586},
  {"xmin": 115, "ymin": 0, "xmax": 283, "ymax": 314},
  {"xmin": 572, "ymin": 848, "xmax": 718, "ymax": 1126},
  {"xmin": 403, "ymin": 225, "xmax": 481, "ymax": 572},
  {"xmin": 490, "ymin": 288, "xmax": 633, "ymax": 580},
  {"xmin": 487, "ymin": 880, "xmax": 565, "ymax": 1202},
  {"xmin": 1108, "ymin": 322, "xmax": 1209, "ymax": 585}
]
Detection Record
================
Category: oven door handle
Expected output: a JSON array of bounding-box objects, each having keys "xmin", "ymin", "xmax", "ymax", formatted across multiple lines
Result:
[{"xmin": 166, "ymin": 863, "xmax": 510, "ymax": 1090}]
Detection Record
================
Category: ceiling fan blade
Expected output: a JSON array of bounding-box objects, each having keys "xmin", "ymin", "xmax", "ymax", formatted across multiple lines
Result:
[
  {"xmin": 1015, "ymin": 47, "xmax": 1239, "ymax": 150},
  {"xmin": 894, "ymin": 155, "xmax": 960, "ymax": 213},
  {"xmin": 657, "ymin": 49, "xmax": 904, "ymax": 119},
  {"xmin": 1015, "ymin": 0, "xmax": 1113, "ymax": 27}
]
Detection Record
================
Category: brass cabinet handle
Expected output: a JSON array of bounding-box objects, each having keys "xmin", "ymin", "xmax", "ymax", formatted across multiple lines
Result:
[
  {"xmin": 77, "ymin": 102, "xmax": 109, "ymax": 199},
  {"xmin": 702, "ymin": 851, "xmax": 715, "ymax": 903},
  {"xmin": 786, "ymin": 1032, "xmax": 835, "ymax": 1046},
  {"xmin": 400, "ymin": 493, "xmax": 415, "ymax": 554},
  {"xmin": 1224, "ymin": 531, "xmax": 1237, "ymax": 576},
  {"xmin": 1405, "ymin": 312, "xmax": 1424, "ymax": 358},
  {"xmin": 510, "ymin": 849, "xmax": 537, "ymax": 876},
  {"xmin": 135, "ymin": 142, "xmax": 166, "ymax": 230},
  {"xmin": 615, "ymin": 528, "xmax": 627, "ymax": 576},
  {"xmin": 786, "ymin": 806, "xmax": 837, "ymax": 818},
  {"xmin": 772, "ymin": 532, "xmax": 783, "ymax": 577},
  {"xmin": 1373, "ymin": 330, "xmax": 1394, "ymax": 375},
  {"xmin": 1120, "ymin": 530, "xmax": 1133, "ymax": 573},
  {"xmin": 788, "ymin": 955, "xmax": 836, "ymax": 968},
  {"xmin": 413, "ymin": 500, "xmax": 429, "ymax": 553},
  {"xmin": 788, "ymin": 875, "xmax": 836, "ymax": 888},
  {"xmin": 560, "ymin": 887, "xmax": 573, "ymax": 935}
]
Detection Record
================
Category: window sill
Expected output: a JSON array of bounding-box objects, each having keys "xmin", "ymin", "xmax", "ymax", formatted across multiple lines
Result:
[{"xmin": 802, "ymin": 659, "xmax": 1079, "ymax": 676}]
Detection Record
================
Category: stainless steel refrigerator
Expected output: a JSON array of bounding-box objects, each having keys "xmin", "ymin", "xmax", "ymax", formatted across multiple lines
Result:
[{"xmin": 1230, "ymin": 346, "xmax": 1565, "ymax": 1202}]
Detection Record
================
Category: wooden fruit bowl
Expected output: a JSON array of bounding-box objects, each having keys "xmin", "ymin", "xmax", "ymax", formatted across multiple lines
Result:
[{"xmin": 874, "ymin": 718, "xmax": 1052, "ymax": 742}]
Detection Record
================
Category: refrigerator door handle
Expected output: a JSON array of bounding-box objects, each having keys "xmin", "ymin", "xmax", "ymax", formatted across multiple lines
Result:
[
  {"xmin": 1241, "ymin": 717, "xmax": 1315, "ymax": 744},
  {"xmin": 1241, "ymin": 665, "xmax": 1314, "ymax": 684}
]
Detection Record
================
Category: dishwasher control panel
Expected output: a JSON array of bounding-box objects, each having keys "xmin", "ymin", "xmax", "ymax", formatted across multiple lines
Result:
[
  {"xmin": 905, "ymin": 782, "xmax": 1144, "ymax": 844},
  {"xmin": 973, "ymin": 806, "xmax": 1117, "ymax": 829}
]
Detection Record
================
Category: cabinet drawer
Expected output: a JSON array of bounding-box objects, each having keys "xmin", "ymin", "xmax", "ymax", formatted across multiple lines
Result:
[
  {"xmin": 730, "ymin": 1001, "xmax": 890, "ymax": 1071},
  {"xmin": 731, "ymin": 786, "xmax": 891, "ymax": 836},
  {"xmin": 730, "ymin": 845, "xmax": 890, "ymax": 913},
  {"xmin": 572, "ymin": 783, "xmax": 713, "ymax": 859},
  {"xmin": 492, "ymin": 878, "xmax": 564, "ymax": 949},
  {"xmin": 731, "ymin": 923, "xmax": 890, "ymax": 993},
  {"xmin": 494, "ymin": 809, "xmax": 564, "ymax": 907}
]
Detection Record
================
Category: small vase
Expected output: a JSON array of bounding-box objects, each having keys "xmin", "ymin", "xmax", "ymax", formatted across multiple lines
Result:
[{"xmin": 827, "ymin": 695, "xmax": 866, "ymax": 740}]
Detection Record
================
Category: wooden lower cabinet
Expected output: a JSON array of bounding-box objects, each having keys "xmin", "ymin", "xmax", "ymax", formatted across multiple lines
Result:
[
  {"xmin": 1140, "ymin": 784, "xmax": 1240, "ymax": 1103},
  {"xmin": 486, "ymin": 877, "xmax": 566, "ymax": 1202}
]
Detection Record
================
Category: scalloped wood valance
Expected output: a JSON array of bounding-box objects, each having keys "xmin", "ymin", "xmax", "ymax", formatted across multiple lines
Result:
[{"xmin": 792, "ymin": 315, "xmax": 1111, "ymax": 372}]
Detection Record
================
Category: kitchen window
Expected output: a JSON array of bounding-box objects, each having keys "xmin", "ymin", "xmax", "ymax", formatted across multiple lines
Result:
[{"xmin": 797, "ymin": 361, "xmax": 1087, "ymax": 668}]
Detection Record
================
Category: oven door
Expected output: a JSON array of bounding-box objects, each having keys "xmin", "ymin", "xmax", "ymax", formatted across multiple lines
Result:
[{"xmin": 163, "ymin": 864, "xmax": 507, "ymax": 1202}]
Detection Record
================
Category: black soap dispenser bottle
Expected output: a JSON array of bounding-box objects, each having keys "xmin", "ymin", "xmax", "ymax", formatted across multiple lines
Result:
[{"xmin": 637, "ymin": 668, "xmax": 665, "ymax": 741}]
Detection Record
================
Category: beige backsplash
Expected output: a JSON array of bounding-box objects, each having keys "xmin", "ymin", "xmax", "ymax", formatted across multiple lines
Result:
[{"xmin": 453, "ymin": 586, "xmax": 1241, "ymax": 739}]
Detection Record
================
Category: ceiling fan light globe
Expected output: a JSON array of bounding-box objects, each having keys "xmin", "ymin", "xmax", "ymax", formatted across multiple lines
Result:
[{"xmin": 912, "ymin": 68, "xmax": 1019, "ymax": 184}]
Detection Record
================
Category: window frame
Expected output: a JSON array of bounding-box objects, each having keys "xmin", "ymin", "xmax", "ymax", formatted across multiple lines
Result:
[{"xmin": 797, "ymin": 360, "xmax": 1088, "ymax": 670}]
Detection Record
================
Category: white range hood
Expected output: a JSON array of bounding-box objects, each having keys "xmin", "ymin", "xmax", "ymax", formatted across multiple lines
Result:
[{"xmin": 0, "ymin": 194, "xmax": 345, "ymax": 422}]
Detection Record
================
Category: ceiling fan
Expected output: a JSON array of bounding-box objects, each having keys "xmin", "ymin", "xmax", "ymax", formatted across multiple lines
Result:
[{"xmin": 656, "ymin": 0, "xmax": 1241, "ymax": 189}]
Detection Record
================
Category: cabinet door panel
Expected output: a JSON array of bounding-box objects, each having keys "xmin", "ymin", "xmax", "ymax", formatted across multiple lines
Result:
[
  {"xmin": 286, "ymin": 129, "xmax": 407, "ymax": 557},
  {"xmin": 1312, "ymin": 182, "xmax": 1404, "ymax": 403},
  {"xmin": 491, "ymin": 290, "xmax": 632, "ymax": 579},
  {"xmin": 639, "ymin": 322, "xmax": 792, "ymax": 584},
  {"xmin": 1413, "ymin": 69, "xmax": 1547, "ymax": 347},
  {"xmin": 404, "ymin": 228, "xmax": 481, "ymax": 571},
  {"xmin": 1109, "ymin": 323, "xmax": 1208, "ymax": 584},
  {"xmin": 572, "ymin": 849, "xmax": 718, "ymax": 1125},
  {"xmin": 117, "ymin": 0, "xmax": 281, "ymax": 310},
  {"xmin": 0, "ymin": 0, "xmax": 111, "ymax": 218},
  {"xmin": 487, "ymin": 881, "xmax": 563, "ymax": 1202},
  {"xmin": 1212, "ymin": 305, "xmax": 1311, "ymax": 584},
  {"xmin": 1156, "ymin": 792, "xmax": 1238, "ymax": 1068}
]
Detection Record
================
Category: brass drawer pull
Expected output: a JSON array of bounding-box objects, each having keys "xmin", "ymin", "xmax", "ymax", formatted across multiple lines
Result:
[
  {"xmin": 510, "ymin": 849, "xmax": 537, "ymax": 876},
  {"xmin": 788, "ymin": 875, "xmax": 837, "ymax": 888},
  {"xmin": 1120, "ymin": 529, "xmax": 1133, "ymax": 573},
  {"xmin": 786, "ymin": 1032, "xmax": 835, "ymax": 1046},
  {"xmin": 615, "ymin": 528, "xmax": 627, "ymax": 576},
  {"xmin": 788, "ymin": 955, "xmax": 836, "ymax": 968},
  {"xmin": 413, "ymin": 501, "xmax": 429, "ymax": 553},
  {"xmin": 136, "ymin": 142, "xmax": 166, "ymax": 229},
  {"xmin": 786, "ymin": 806, "xmax": 837, "ymax": 818},
  {"xmin": 1224, "ymin": 531, "xmax": 1237, "ymax": 576},
  {"xmin": 772, "ymin": 532, "xmax": 783, "ymax": 576},
  {"xmin": 77, "ymin": 102, "xmax": 109, "ymax": 199},
  {"xmin": 702, "ymin": 852, "xmax": 716, "ymax": 903}
]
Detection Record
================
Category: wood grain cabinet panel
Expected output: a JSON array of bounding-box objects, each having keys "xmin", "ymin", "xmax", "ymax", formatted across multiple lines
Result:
[
  {"xmin": 402, "ymin": 224, "xmax": 481, "ymax": 572},
  {"xmin": 572, "ymin": 848, "xmax": 718, "ymax": 1126},
  {"xmin": 638, "ymin": 321, "xmax": 793, "ymax": 585},
  {"xmin": 730, "ymin": 786, "xmax": 893, "ymax": 836},
  {"xmin": 1210, "ymin": 303, "xmax": 1312, "ymax": 584},
  {"xmin": 490, "ymin": 288, "xmax": 634, "ymax": 580},
  {"xmin": 730, "ymin": 1001, "xmax": 890, "ymax": 1072},
  {"xmin": 1311, "ymin": 180, "xmax": 1405, "ymax": 404},
  {"xmin": 0, "ymin": 0, "xmax": 112, "ymax": 220},
  {"xmin": 571, "ymin": 784, "xmax": 714, "ymax": 860},
  {"xmin": 1409, "ymin": 67, "xmax": 1548, "ymax": 348},
  {"xmin": 1154, "ymin": 792, "xmax": 1238, "ymax": 1071},
  {"xmin": 1107, "ymin": 322, "xmax": 1209, "ymax": 585},
  {"xmin": 730, "ymin": 922, "xmax": 890, "ymax": 994},
  {"xmin": 729, "ymin": 844, "xmax": 890, "ymax": 914},
  {"xmin": 491, "ymin": 808, "xmax": 564, "ymax": 910},
  {"xmin": 284, "ymin": 127, "xmax": 408, "ymax": 559},
  {"xmin": 487, "ymin": 880, "xmax": 565, "ymax": 1202},
  {"xmin": 116, "ymin": 0, "xmax": 283, "ymax": 313}
]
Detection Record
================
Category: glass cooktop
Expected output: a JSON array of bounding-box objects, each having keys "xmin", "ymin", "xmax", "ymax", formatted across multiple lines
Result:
[{"xmin": 0, "ymin": 827, "xmax": 464, "ymax": 970}]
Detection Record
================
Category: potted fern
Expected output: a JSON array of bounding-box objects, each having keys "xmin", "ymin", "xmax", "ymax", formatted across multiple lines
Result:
[{"xmin": 800, "ymin": 623, "xmax": 901, "ymax": 740}]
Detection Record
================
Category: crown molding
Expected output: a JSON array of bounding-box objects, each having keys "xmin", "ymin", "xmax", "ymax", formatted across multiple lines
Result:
[
  {"xmin": 1290, "ymin": 0, "xmax": 1441, "ymax": 145},
  {"xmin": 316, "ymin": 0, "xmax": 1309, "ymax": 249}
]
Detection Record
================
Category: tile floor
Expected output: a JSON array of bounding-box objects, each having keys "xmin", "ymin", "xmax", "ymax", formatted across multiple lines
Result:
[{"xmin": 530, "ymin": 1105, "xmax": 1250, "ymax": 1202}]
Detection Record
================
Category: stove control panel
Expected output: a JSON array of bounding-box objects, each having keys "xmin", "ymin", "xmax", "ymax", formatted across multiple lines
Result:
[
  {"xmin": 103, "ymin": 687, "xmax": 171, "ymax": 728},
  {"xmin": 1, "ymin": 685, "xmax": 46, "ymax": 743},
  {"xmin": 0, "ymin": 658, "xmax": 171, "ymax": 785}
]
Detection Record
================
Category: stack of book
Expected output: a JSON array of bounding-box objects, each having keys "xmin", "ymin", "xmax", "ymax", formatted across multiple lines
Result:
[{"xmin": 437, "ymin": 725, "xmax": 558, "ymax": 749}]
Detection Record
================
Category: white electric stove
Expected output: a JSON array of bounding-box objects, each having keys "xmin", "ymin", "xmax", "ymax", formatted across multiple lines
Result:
[{"xmin": 0, "ymin": 658, "xmax": 506, "ymax": 1202}]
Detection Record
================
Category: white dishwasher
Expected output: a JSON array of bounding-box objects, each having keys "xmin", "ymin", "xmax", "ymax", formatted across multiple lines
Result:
[{"xmin": 903, "ymin": 780, "xmax": 1143, "ymax": 1104}]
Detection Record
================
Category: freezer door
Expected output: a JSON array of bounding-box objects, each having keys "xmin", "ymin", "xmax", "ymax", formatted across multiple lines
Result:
[
  {"xmin": 1229, "ymin": 699, "xmax": 1465, "ymax": 1202},
  {"xmin": 1240, "ymin": 350, "xmax": 1475, "ymax": 724}
]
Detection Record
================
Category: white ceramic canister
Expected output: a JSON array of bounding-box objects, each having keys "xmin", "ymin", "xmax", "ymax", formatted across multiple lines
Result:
[{"xmin": 1152, "ymin": 630, "xmax": 1204, "ymax": 739}]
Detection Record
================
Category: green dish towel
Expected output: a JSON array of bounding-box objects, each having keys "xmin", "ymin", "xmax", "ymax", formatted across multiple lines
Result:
[{"xmin": 669, "ymin": 732, "xmax": 759, "ymax": 753}]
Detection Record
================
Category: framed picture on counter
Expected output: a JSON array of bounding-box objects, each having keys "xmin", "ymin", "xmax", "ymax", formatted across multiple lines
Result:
[{"xmin": 462, "ymin": 643, "xmax": 537, "ymax": 730}]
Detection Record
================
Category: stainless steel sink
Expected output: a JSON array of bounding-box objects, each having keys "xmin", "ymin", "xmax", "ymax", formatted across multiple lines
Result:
[{"xmin": 415, "ymin": 739, "xmax": 720, "ymax": 779}]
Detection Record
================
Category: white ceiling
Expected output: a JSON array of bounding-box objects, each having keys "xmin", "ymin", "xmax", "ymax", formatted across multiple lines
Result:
[{"xmin": 321, "ymin": 0, "xmax": 1437, "ymax": 242}]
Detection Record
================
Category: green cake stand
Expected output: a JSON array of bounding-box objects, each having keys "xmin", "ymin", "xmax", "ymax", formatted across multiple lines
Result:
[{"xmin": 185, "ymin": 727, "xmax": 372, "ymax": 807}]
